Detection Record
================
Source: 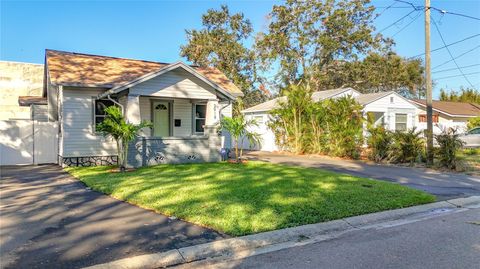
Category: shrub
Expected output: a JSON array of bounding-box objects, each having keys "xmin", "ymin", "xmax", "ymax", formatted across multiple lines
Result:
[
  {"xmin": 388, "ymin": 128, "xmax": 425, "ymax": 164},
  {"xmin": 269, "ymin": 85, "xmax": 363, "ymax": 159},
  {"xmin": 323, "ymin": 97, "xmax": 364, "ymax": 159},
  {"xmin": 269, "ymin": 84, "xmax": 313, "ymax": 154},
  {"xmin": 434, "ymin": 128, "xmax": 465, "ymax": 169},
  {"xmin": 367, "ymin": 125, "xmax": 393, "ymax": 162}
]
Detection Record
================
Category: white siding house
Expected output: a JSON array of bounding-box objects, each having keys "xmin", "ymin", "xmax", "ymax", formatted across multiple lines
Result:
[
  {"xmin": 241, "ymin": 89, "xmax": 418, "ymax": 152},
  {"xmin": 44, "ymin": 50, "xmax": 242, "ymax": 167},
  {"xmin": 410, "ymin": 99, "xmax": 480, "ymax": 134}
]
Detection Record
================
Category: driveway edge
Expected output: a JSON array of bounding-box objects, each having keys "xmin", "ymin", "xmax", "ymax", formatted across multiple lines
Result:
[{"xmin": 83, "ymin": 196, "xmax": 480, "ymax": 269}]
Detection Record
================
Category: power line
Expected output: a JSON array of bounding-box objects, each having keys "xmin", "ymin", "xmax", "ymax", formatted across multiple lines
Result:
[
  {"xmin": 410, "ymin": 33, "xmax": 480, "ymax": 58},
  {"xmin": 432, "ymin": 17, "xmax": 476, "ymax": 88},
  {"xmin": 378, "ymin": 9, "xmax": 419, "ymax": 33},
  {"xmin": 391, "ymin": 10, "xmax": 423, "ymax": 37},
  {"xmin": 432, "ymin": 63, "xmax": 480, "ymax": 74},
  {"xmin": 434, "ymin": 71, "xmax": 480, "ymax": 80},
  {"xmin": 374, "ymin": 1, "xmax": 397, "ymax": 20},
  {"xmin": 432, "ymin": 45, "xmax": 480, "ymax": 70},
  {"xmin": 395, "ymin": 0, "xmax": 480, "ymax": 21}
]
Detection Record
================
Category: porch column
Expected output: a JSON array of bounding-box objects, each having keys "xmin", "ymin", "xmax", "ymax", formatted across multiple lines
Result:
[
  {"xmin": 126, "ymin": 94, "xmax": 141, "ymax": 124},
  {"xmin": 205, "ymin": 99, "xmax": 219, "ymax": 126}
]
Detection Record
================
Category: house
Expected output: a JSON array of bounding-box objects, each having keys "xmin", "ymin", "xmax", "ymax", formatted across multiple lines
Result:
[
  {"xmin": 0, "ymin": 61, "xmax": 44, "ymax": 120},
  {"xmin": 241, "ymin": 88, "xmax": 417, "ymax": 151},
  {"xmin": 18, "ymin": 49, "xmax": 242, "ymax": 167},
  {"xmin": 409, "ymin": 99, "xmax": 480, "ymax": 134}
]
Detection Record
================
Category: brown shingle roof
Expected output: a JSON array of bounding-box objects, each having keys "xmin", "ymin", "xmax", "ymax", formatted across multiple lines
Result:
[
  {"xmin": 411, "ymin": 99, "xmax": 480, "ymax": 117},
  {"xmin": 18, "ymin": 96, "xmax": 47, "ymax": 106},
  {"xmin": 45, "ymin": 50, "xmax": 243, "ymax": 96}
]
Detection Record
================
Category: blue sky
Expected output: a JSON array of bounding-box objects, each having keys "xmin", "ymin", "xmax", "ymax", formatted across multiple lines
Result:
[{"xmin": 1, "ymin": 0, "xmax": 479, "ymax": 98}]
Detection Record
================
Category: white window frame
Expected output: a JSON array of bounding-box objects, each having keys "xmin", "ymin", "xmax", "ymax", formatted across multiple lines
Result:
[
  {"xmin": 193, "ymin": 103, "xmax": 207, "ymax": 135},
  {"xmin": 395, "ymin": 113, "xmax": 408, "ymax": 131}
]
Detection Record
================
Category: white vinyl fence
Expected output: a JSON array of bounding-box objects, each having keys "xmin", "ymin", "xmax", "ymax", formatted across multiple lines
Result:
[{"xmin": 0, "ymin": 120, "xmax": 58, "ymax": 165}]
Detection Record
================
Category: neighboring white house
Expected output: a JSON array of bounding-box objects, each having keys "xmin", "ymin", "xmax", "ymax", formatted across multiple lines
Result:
[
  {"xmin": 410, "ymin": 99, "xmax": 480, "ymax": 134},
  {"xmin": 5, "ymin": 50, "xmax": 243, "ymax": 167},
  {"xmin": 241, "ymin": 88, "xmax": 418, "ymax": 151}
]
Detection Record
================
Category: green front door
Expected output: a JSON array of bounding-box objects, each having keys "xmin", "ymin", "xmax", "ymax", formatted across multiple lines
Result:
[{"xmin": 153, "ymin": 101, "xmax": 170, "ymax": 137}]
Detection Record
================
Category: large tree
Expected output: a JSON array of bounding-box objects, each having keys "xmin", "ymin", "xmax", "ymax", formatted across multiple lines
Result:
[
  {"xmin": 347, "ymin": 52, "xmax": 425, "ymax": 96},
  {"xmin": 180, "ymin": 5, "xmax": 267, "ymax": 107},
  {"xmin": 256, "ymin": 0, "xmax": 389, "ymax": 89}
]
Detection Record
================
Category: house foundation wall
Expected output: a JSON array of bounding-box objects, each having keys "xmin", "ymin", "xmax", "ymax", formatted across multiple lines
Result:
[{"xmin": 127, "ymin": 135, "xmax": 221, "ymax": 168}]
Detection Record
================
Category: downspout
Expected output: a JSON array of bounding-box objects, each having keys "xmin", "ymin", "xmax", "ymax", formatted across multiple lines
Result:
[
  {"xmin": 106, "ymin": 94, "xmax": 124, "ymax": 115},
  {"xmin": 218, "ymin": 99, "xmax": 232, "ymax": 124}
]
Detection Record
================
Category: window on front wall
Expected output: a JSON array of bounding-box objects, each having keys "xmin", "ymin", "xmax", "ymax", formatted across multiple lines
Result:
[
  {"xmin": 418, "ymin": 114, "xmax": 439, "ymax": 123},
  {"xmin": 94, "ymin": 99, "xmax": 116, "ymax": 131},
  {"xmin": 395, "ymin": 113, "xmax": 408, "ymax": 131},
  {"xmin": 253, "ymin": 115, "xmax": 264, "ymax": 125},
  {"xmin": 194, "ymin": 104, "xmax": 206, "ymax": 134}
]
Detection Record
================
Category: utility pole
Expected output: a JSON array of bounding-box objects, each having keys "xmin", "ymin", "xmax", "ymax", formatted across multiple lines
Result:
[{"xmin": 425, "ymin": 0, "xmax": 434, "ymax": 166}]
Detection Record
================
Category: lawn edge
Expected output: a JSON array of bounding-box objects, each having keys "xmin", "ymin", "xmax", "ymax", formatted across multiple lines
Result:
[{"xmin": 82, "ymin": 196, "xmax": 480, "ymax": 269}]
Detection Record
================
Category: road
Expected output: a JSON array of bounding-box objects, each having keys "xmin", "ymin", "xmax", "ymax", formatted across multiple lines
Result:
[
  {"xmin": 175, "ymin": 207, "xmax": 480, "ymax": 269},
  {"xmin": 246, "ymin": 151, "xmax": 480, "ymax": 200}
]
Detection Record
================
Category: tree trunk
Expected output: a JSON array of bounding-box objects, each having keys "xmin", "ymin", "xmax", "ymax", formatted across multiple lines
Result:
[
  {"xmin": 116, "ymin": 139, "xmax": 123, "ymax": 170},
  {"xmin": 122, "ymin": 139, "xmax": 128, "ymax": 172}
]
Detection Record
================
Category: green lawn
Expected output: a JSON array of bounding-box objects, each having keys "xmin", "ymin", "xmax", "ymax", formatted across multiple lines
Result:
[
  {"xmin": 459, "ymin": 148, "xmax": 480, "ymax": 172},
  {"xmin": 66, "ymin": 161, "xmax": 435, "ymax": 236}
]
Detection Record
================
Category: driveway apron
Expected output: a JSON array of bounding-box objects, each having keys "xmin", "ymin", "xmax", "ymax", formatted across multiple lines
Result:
[{"xmin": 0, "ymin": 165, "xmax": 226, "ymax": 269}]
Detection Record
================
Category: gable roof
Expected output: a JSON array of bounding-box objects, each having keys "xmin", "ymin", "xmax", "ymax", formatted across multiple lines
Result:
[
  {"xmin": 242, "ymin": 87, "xmax": 359, "ymax": 113},
  {"xmin": 45, "ymin": 49, "xmax": 243, "ymax": 97},
  {"xmin": 241, "ymin": 96, "xmax": 286, "ymax": 113},
  {"xmin": 311, "ymin": 87, "xmax": 359, "ymax": 102},
  {"xmin": 354, "ymin": 91, "xmax": 394, "ymax": 105},
  {"xmin": 410, "ymin": 99, "xmax": 480, "ymax": 117}
]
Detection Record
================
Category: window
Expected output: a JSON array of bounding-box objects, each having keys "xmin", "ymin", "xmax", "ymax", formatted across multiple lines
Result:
[
  {"xmin": 253, "ymin": 115, "xmax": 264, "ymax": 125},
  {"xmin": 390, "ymin": 97, "xmax": 394, "ymax": 103},
  {"xmin": 395, "ymin": 113, "xmax": 408, "ymax": 131},
  {"xmin": 194, "ymin": 104, "xmax": 206, "ymax": 134},
  {"xmin": 418, "ymin": 114, "xmax": 439, "ymax": 123},
  {"xmin": 94, "ymin": 99, "xmax": 116, "ymax": 131},
  {"xmin": 367, "ymin": 112, "xmax": 384, "ymax": 126}
]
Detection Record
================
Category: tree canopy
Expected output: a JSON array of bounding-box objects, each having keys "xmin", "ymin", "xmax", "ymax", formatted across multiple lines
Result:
[
  {"xmin": 180, "ymin": 5, "xmax": 267, "ymax": 107},
  {"xmin": 181, "ymin": 1, "xmax": 426, "ymax": 102},
  {"xmin": 439, "ymin": 88, "xmax": 480, "ymax": 104}
]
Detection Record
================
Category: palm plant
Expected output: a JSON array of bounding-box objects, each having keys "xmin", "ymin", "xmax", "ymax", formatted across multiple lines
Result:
[
  {"xmin": 270, "ymin": 83, "xmax": 313, "ymax": 154},
  {"xmin": 388, "ymin": 127, "xmax": 425, "ymax": 164},
  {"xmin": 96, "ymin": 106, "xmax": 152, "ymax": 172},
  {"xmin": 221, "ymin": 116, "xmax": 261, "ymax": 162},
  {"xmin": 435, "ymin": 127, "xmax": 465, "ymax": 169}
]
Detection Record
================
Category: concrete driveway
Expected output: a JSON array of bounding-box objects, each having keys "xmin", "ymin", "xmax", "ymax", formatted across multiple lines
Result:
[
  {"xmin": 246, "ymin": 151, "xmax": 480, "ymax": 200},
  {"xmin": 0, "ymin": 165, "xmax": 226, "ymax": 269}
]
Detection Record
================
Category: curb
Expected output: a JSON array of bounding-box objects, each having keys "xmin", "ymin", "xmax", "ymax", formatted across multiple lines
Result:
[{"xmin": 83, "ymin": 196, "xmax": 480, "ymax": 269}]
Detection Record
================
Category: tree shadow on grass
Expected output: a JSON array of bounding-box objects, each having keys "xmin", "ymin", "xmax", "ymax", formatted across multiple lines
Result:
[{"xmin": 73, "ymin": 162, "xmax": 435, "ymax": 236}]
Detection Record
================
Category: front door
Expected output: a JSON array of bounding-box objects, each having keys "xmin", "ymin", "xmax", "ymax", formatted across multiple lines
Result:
[{"xmin": 153, "ymin": 101, "xmax": 170, "ymax": 137}]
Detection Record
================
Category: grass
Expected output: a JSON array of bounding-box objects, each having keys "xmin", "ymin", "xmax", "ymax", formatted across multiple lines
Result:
[
  {"xmin": 66, "ymin": 161, "xmax": 435, "ymax": 236},
  {"xmin": 459, "ymin": 148, "xmax": 480, "ymax": 172}
]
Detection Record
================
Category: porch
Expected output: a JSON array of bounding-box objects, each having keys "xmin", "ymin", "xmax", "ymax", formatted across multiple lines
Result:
[{"xmin": 116, "ymin": 94, "xmax": 231, "ymax": 167}]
